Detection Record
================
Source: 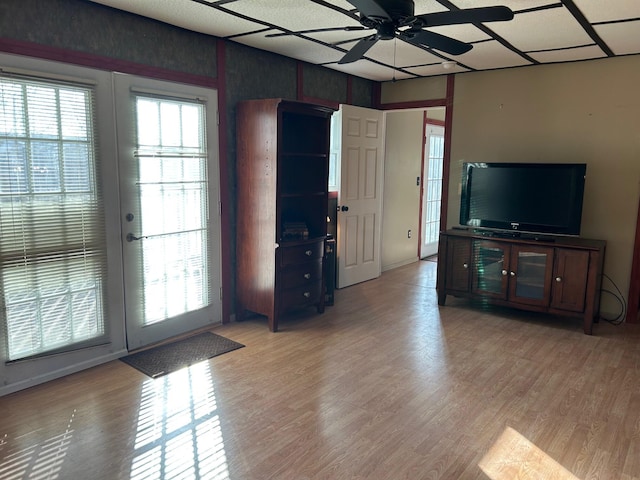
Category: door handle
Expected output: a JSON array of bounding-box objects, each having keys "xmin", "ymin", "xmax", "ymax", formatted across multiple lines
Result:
[
  {"xmin": 126, "ymin": 233, "xmax": 148, "ymax": 242},
  {"xmin": 339, "ymin": 205, "xmax": 349, "ymax": 212}
]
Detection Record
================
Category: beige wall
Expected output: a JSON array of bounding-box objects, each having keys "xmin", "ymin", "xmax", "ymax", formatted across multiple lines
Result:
[
  {"xmin": 446, "ymin": 55, "xmax": 640, "ymax": 315},
  {"xmin": 382, "ymin": 110, "xmax": 424, "ymax": 270}
]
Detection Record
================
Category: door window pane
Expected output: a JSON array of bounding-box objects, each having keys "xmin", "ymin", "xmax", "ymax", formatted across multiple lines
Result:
[{"xmin": 133, "ymin": 96, "xmax": 209, "ymax": 326}]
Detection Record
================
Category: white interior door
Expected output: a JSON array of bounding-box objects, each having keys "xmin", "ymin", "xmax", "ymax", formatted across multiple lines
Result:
[
  {"xmin": 421, "ymin": 124, "xmax": 444, "ymax": 259},
  {"xmin": 114, "ymin": 75, "xmax": 221, "ymax": 350},
  {"xmin": 336, "ymin": 104, "xmax": 385, "ymax": 288}
]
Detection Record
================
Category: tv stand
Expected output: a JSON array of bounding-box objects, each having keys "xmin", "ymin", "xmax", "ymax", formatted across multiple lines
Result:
[{"xmin": 437, "ymin": 229, "xmax": 606, "ymax": 334}]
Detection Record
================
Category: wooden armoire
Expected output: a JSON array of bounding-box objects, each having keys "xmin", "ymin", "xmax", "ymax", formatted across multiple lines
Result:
[{"xmin": 236, "ymin": 99, "xmax": 334, "ymax": 331}]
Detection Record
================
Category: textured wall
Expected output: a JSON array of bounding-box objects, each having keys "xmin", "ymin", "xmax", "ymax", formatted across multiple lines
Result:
[
  {"xmin": 350, "ymin": 76, "xmax": 375, "ymax": 108},
  {"xmin": 303, "ymin": 63, "xmax": 347, "ymax": 104},
  {"xmin": 0, "ymin": 0, "xmax": 218, "ymax": 78}
]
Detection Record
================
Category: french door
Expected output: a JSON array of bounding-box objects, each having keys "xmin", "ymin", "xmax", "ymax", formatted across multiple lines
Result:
[{"xmin": 114, "ymin": 75, "xmax": 221, "ymax": 350}]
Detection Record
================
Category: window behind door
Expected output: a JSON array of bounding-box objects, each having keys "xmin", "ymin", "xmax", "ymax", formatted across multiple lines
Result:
[{"xmin": 0, "ymin": 75, "xmax": 107, "ymax": 361}]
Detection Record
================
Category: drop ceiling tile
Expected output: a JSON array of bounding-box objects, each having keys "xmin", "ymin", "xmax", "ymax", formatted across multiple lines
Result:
[
  {"xmin": 405, "ymin": 63, "xmax": 469, "ymax": 77},
  {"xmin": 490, "ymin": 7, "xmax": 594, "ymax": 52},
  {"xmin": 330, "ymin": 60, "xmax": 406, "ymax": 81},
  {"xmin": 574, "ymin": 0, "xmax": 640, "ymax": 23},
  {"xmin": 305, "ymin": 29, "xmax": 373, "ymax": 45},
  {"xmin": 223, "ymin": 0, "xmax": 357, "ymax": 32},
  {"xmin": 234, "ymin": 33, "xmax": 345, "ymax": 64},
  {"xmin": 595, "ymin": 21, "xmax": 640, "ymax": 55},
  {"xmin": 413, "ymin": 0, "xmax": 450, "ymax": 16},
  {"xmin": 90, "ymin": 0, "xmax": 261, "ymax": 37},
  {"xmin": 529, "ymin": 45, "xmax": 607, "ymax": 63},
  {"xmin": 320, "ymin": 0, "xmax": 359, "ymax": 12},
  {"xmin": 456, "ymin": 40, "xmax": 532, "ymax": 71}
]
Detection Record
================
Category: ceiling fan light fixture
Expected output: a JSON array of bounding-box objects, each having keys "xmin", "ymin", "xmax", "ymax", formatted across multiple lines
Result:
[{"xmin": 442, "ymin": 61, "xmax": 457, "ymax": 69}]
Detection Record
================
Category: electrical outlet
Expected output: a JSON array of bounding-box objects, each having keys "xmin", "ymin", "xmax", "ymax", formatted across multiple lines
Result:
[{"xmin": 408, "ymin": 229, "xmax": 412, "ymax": 238}]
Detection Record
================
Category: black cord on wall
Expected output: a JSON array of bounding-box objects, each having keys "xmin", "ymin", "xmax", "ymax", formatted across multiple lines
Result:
[{"xmin": 599, "ymin": 273, "xmax": 627, "ymax": 325}]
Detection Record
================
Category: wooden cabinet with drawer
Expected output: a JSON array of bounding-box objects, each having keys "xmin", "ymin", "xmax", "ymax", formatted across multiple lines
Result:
[
  {"xmin": 278, "ymin": 240, "xmax": 325, "ymax": 313},
  {"xmin": 436, "ymin": 229, "xmax": 606, "ymax": 334},
  {"xmin": 236, "ymin": 99, "xmax": 333, "ymax": 331}
]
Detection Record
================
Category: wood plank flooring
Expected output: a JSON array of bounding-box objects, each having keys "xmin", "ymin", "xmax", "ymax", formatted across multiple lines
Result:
[{"xmin": 1, "ymin": 260, "xmax": 640, "ymax": 480}]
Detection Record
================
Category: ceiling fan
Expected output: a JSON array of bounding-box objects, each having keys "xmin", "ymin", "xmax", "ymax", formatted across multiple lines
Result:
[{"xmin": 268, "ymin": 0, "xmax": 514, "ymax": 64}]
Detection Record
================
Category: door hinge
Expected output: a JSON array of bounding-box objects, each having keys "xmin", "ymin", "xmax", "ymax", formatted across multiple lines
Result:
[
  {"xmin": 220, "ymin": 287, "xmax": 223, "ymax": 301},
  {"xmin": 217, "ymin": 110, "xmax": 220, "ymax": 126},
  {"xmin": 218, "ymin": 200, "xmax": 222, "ymax": 216}
]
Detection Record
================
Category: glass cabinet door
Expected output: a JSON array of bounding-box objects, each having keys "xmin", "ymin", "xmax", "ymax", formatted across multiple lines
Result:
[
  {"xmin": 509, "ymin": 246, "xmax": 554, "ymax": 306},
  {"xmin": 473, "ymin": 241, "xmax": 509, "ymax": 299}
]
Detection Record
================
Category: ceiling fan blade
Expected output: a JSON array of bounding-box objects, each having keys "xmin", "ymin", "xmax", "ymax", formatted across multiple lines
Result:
[
  {"xmin": 266, "ymin": 26, "xmax": 367, "ymax": 38},
  {"xmin": 338, "ymin": 35, "xmax": 379, "ymax": 64},
  {"xmin": 416, "ymin": 6, "xmax": 514, "ymax": 27},
  {"xmin": 333, "ymin": 35, "xmax": 372, "ymax": 47},
  {"xmin": 401, "ymin": 29, "xmax": 472, "ymax": 55},
  {"xmin": 346, "ymin": 0, "xmax": 392, "ymax": 21}
]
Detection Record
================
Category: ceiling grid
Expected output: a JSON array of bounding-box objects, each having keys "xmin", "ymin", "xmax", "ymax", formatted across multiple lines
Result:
[{"xmin": 89, "ymin": 0, "xmax": 640, "ymax": 81}]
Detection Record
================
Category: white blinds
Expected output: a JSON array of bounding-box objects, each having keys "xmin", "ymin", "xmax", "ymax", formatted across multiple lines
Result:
[
  {"xmin": 133, "ymin": 95, "xmax": 210, "ymax": 326},
  {"xmin": 0, "ymin": 75, "xmax": 106, "ymax": 361}
]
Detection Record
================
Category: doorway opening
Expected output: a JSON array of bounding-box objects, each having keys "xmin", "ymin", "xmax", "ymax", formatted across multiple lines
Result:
[{"xmin": 419, "ymin": 109, "xmax": 446, "ymax": 261}]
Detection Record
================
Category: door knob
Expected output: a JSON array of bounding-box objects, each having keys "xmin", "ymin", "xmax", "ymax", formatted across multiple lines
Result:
[{"xmin": 340, "ymin": 205, "xmax": 349, "ymax": 212}]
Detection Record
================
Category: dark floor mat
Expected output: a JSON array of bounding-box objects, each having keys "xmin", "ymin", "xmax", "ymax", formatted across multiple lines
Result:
[{"xmin": 120, "ymin": 331, "xmax": 244, "ymax": 378}]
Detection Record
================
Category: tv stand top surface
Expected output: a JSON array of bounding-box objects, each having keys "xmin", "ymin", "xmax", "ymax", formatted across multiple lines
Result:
[
  {"xmin": 445, "ymin": 227, "xmax": 605, "ymax": 250},
  {"xmin": 476, "ymin": 230, "xmax": 556, "ymax": 242}
]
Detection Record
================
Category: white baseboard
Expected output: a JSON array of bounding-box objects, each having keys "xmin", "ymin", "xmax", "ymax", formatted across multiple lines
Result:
[
  {"xmin": 0, "ymin": 349, "xmax": 127, "ymax": 397},
  {"xmin": 382, "ymin": 256, "xmax": 420, "ymax": 272}
]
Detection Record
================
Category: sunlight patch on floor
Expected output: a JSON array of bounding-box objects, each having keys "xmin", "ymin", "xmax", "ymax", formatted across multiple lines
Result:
[
  {"xmin": 479, "ymin": 426, "xmax": 580, "ymax": 480},
  {"xmin": 130, "ymin": 362, "xmax": 229, "ymax": 480},
  {"xmin": 0, "ymin": 410, "xmax": 75, "ymax": 480}
]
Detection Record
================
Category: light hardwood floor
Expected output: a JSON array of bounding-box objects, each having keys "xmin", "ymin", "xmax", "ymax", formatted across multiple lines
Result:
[{"xmin": 1, "ymin": 260, "xmax": 640, "ymax": 480}]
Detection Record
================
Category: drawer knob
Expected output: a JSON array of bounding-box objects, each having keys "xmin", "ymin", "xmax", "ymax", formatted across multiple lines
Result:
[
  {"xmin": 555, "ymin": 276, "xmax": 562, "ymax": 283},
  {"xmin": 501, "ymin": 269, "xmax": 508, "ymax": 276},
  {"xmin": 303, "ymin": 292, "xmax": 311, "ymax": 298},
  {"xmin": 304, "ymin": 273, "xmax": 311, "ymax": 279},
  {"xmin": 510, "ymin": 271, "xmax": 516, "ymax": 277},
  {"xmin": 463, "ymin": 262, "xmax": 469, "ymax": 269},
  {"xmin": 305, "ymin": 250, "xmax": 313, "ymax": 256}
]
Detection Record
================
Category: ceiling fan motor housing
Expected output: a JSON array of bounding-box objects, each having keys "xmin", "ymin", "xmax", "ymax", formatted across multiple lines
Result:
[{"xmin": 362, "ymin": 0, "xmax": 414, "ymax": 23}]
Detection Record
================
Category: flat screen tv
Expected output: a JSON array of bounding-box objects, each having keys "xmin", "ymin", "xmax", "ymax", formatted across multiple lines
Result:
[{"xmin": 460, "ymin": 162, "xmax": 587, "ymax": 236}]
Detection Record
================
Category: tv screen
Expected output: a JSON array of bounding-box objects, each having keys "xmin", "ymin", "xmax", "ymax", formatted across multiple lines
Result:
[{"xmin": 460, "ymin": 162, "xmax": 586, "ymax": 236}]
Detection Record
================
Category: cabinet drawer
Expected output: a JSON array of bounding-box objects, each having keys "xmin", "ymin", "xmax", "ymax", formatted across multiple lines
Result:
[
  {"xmin": 280, "ymin": 241, "xmax": 324, "ymax": 267},
  {"xmin": 280, "ymin": 260, "xmax": 323, "ymax": 290},
  {"xmin": 280, "ymin": 281, "xmax": 322, "ymax": 310}
]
